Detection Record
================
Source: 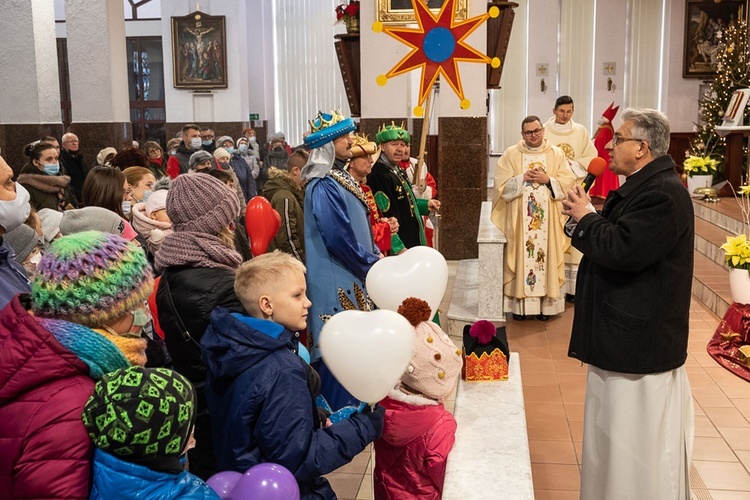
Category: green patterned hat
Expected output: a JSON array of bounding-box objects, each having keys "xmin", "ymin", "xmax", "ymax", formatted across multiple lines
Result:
[
  {"xmin": 375, "ymin": 122, "xmax": 411, "ymax": 145},
  {"xmin": 82, "ymin": 367, "xmax": 196, "ymax": 459}
]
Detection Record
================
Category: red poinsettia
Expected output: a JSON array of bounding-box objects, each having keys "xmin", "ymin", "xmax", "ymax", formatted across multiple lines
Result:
[{"xmin": 335, "ymin": 0, "xmax": 360, "ymax": 22}]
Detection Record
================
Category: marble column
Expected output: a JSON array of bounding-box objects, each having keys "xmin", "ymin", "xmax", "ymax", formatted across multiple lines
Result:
[
  {"xmin": 437, "ymin": 116, "xmax": 487, "ymax": 260},
  {"xmin": 0, "ymin": 0, "xmax": 63, "ymax": 174},
  {"xmin": 64, "ymin": 0, "xmax": 131, "ymax": 162}
]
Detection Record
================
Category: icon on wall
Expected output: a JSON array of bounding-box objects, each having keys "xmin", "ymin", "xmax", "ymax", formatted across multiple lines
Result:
[
  {"xmin": 171, "ymin": 11, "xmax": 227, "ymax": 89},
  {"xmin": 683, "ymin": 0, "xmax": 746, "ymax": 79}
]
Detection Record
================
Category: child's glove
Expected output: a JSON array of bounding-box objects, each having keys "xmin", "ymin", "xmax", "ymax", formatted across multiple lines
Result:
[{"xmin": 362, "ymin": 404, "xmax": 386, "ymax": 438}]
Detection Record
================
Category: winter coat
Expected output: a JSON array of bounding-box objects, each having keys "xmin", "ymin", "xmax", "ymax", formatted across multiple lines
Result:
[
  {"xmin": 60, "ymin": 148, "xmax": 89, "ymax": 202},
  {"xmin": 0, "ymin": 295, "xmax": 96, "ymax": 499},
  {"xmin": 17, "ymin": 163, "xmax": 75, "ymax": 211},
  {"xmin": 0, "ymin": 239, "xmax": 30, "ymax": 311},
  {"xmin": 568, "ymin": 154, "xmax": 694, "ymax": 374},
  {"xmin": 166, "ymin": 142, "xmax": 195, "ymax": 179},
  {"xmin": 147, "ymin": 158, "xmax": 168, "ymax": 179},
  {"xmin": 202, "ymin": 309, "xmax": 380, "ymax": 500},
  {"xmin": 155, "ymin": 266, "xmax": 244, "ymax": 479},
  {"xmin": 231, "ymin": 153, "xmax": 259, "ymax": 202},
  {"xmin": 262, "ymin": 171, "xmax": 305, "ymax": 261},
  {"xmin": 373, "ymin": 392, "xmax": 457, "ymax": 500},
  {"xmin": 130, "ymin": 202, "xmax": 173, "ymax": 259},
  {"xmin": 89, "ymin": 449, "xmax": 219, "ymax": 500}
]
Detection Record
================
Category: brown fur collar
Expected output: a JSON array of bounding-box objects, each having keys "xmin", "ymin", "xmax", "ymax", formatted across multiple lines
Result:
[{"xmin": 17, "ymin": 173, "xmax": 71, "ymax": 193}]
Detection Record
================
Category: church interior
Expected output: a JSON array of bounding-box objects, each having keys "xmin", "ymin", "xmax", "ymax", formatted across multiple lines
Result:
[{"xmin": 3, "ymin": 0, "xmax": 750, "ymax": 498}]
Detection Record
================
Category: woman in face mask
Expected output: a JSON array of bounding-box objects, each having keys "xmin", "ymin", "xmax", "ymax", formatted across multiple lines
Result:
[
  {"xmin": 123, "ymin": 167, "xmax": 156, "ymax": 204},
  {"xmin": 143, "ymin": 141, "xmax": 167, "ymax": 180},
  {"xmin": 0, "ymin": 230, "xmax": 157, "ymax": 499},
  {"xmin": 17, "ymin": 142, "xmax": 76, "ymax": 211},
  {"xmin": 213, "ymin": 147, "xmax": 248, "ymax": 212},
  {"xmin": 82, "ymin": 166, "xmax": 130, "ymax": 219}
]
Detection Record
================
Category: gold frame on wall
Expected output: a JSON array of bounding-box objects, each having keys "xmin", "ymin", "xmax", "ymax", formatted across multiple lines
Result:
[
  {"xmin": 376, "ymin": 0, "xmax": 468, "ymax": 24},
  {"xmin": 171, "ymin": 11, "xmax": 227, "ymax": 89}
]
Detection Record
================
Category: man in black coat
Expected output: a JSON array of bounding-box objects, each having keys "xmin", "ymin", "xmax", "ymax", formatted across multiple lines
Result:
[
  {"xmin": 368, "ymin": 123, "xmax": 440, "ymax": 249},
  {"xmin": 60, "ymin": 132, "xmax": 88, "ymax": 203},
  {"xmin": 562, "ymin": 108, "xmax": 694, "ymax": 499}
]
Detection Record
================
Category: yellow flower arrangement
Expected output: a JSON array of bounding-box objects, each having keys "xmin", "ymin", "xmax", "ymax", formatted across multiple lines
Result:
[
  {"xmin": 683, "ymin": 155, "xmax": 719, "ymax": 177},
  {"xmin": 721, "ymin": 184, "xmax": 750, "ymax": 270}
]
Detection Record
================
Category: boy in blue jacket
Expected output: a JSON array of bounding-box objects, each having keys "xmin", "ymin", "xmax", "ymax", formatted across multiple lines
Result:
[
  {"xmin": 82, "ymin": 366, "xmax": 219, "ymax": 499},
  {"xmin": 201, "ymin": 250, "xmax": 385, "ymax": 499}
]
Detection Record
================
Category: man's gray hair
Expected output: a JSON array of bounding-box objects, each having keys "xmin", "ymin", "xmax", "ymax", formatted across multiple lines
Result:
[{"xmin": 621, "ymin": 108, "xmax": 670, "ymax": 158}]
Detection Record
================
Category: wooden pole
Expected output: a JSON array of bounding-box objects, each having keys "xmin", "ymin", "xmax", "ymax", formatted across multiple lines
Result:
[{"xmin": 414, "ymin": 85, "xmax": 434, "ymax": 192}]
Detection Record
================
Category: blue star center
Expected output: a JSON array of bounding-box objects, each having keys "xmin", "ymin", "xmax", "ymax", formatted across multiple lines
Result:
[{"xmin": 423, "ymin": 27, "xmax": 455, "ymax": 63}]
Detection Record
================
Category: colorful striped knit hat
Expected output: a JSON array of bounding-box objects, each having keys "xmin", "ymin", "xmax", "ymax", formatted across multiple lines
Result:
[
  {"xmin": 32, "ymin": 230, "xmax": 153, "ymax": 327},
  {"xmin": 82, "ymin": 366, "xmax": 196, "ymax": 459}
]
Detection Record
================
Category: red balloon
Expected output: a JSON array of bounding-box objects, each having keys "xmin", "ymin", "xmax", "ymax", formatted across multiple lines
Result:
[{"xmin": 245, "ymin": 196, "xmax": 281, "ymax": 257}]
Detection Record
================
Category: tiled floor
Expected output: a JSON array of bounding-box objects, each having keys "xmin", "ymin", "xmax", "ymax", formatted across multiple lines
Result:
[{"xmin": 326, "ymin": 263, "xmax": 750, "ymax": 499}]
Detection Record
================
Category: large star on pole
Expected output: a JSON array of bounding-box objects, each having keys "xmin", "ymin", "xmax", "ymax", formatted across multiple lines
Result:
[{"xmin": 374, "ymin": 0, "xmax": 500, "ymax": 114}]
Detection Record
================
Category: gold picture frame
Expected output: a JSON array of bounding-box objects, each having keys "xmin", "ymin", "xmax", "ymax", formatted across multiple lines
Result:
[
  {"xmin": 377, "ymin": 0, "xmax": 468, "ymax": 24},
  {"xmin": 171, "ymin": 11, "xmax": 227, "ymax": 89}
]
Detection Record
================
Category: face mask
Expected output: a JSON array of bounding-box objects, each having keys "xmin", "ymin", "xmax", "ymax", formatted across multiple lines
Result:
[
  {"xmin": 121, "ymin": 200, "xmax": 131, "ymax": 215},
  {"xmin": 219, "ymin": 161, "xmax": 229, "ymax": 169},
  {"xmin": 273, "ymin": 146, "xmax": 283, "ymax": 152},
  {"xmin": 0, "ymin": 183, "xmax": 31, "ymax": 233},
  {"xmin": 124, "ymin": 306, "xmax": 152, "ymax": 339},
  {"xmin": 248, "ymin": 136, "xmax": 257, "ymax": 144},
  {"xmin": 239, "ymin": 144, "xmax": 249, "ymax": 152},
  {"xmin": 169, "ymin": 150, "xmax": 177, "ymax": 156},
  {"xmin": 202, "ymin": 140, "xmax": 213, "ymax": 146},
  {"xmin": 226, "ymin": 147, "xmax": 235, "ymax": 154},
  {"xmin": 44, "ymin": 163, "xmax": 60, "ymax": 176},
  {"xmin": 23, "ymin": 250, "xmax": 42, "ymax": 275},
  {"xmin": 190, "ymin": 137, "xmax": 203, "ymax": 149},
  {"xmin": 140, "ymin": 190, "xmax": 152, "ymax": 203}
]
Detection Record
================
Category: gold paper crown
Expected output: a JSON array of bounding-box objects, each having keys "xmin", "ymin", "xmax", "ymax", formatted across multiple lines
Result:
[
  {"xmin": 349, "ymin": 133, "xmax": 376, "ymax": 158},
  {"xmin": 309, "ymin": 110, "xmax": 347, "ymax": 134}
]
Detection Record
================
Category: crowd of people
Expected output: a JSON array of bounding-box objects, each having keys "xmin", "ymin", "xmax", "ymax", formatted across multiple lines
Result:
[{"xmin": 0, "ymin": 111, "xmax": 452, "ymax": 500}]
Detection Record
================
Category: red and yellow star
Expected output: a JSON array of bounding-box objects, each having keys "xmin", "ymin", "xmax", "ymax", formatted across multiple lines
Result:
[{"xmin": 375, "ymin": 0, "xmax": 500, "ymax": 114}]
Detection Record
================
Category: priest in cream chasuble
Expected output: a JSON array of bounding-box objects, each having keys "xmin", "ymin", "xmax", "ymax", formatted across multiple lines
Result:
[{"xmin": 491, "ymin": 116, "xmax": 576, "ymax": 317}]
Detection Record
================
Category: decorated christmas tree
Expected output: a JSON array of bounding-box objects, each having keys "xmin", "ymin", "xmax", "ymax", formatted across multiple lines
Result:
[{"xmin": 688, "ymin": 16, "xmax": 750, "ymax": 179}]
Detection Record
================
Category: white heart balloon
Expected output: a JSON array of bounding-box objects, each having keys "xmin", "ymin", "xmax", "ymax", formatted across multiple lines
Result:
[
  {"xmin": 365, "ymin": 246, "xmax": 448, "ymax": 317},
  {"xmin": 319, "ymin": 310, "xmax": 415, "ymax": 404}
]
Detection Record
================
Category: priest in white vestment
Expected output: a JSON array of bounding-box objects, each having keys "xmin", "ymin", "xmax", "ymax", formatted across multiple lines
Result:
[{"xmin": 491, "ymin": 115, "xmax": 576, "ymax": 320}]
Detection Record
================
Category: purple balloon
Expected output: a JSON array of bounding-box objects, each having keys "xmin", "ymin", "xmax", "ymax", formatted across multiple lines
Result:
[
  {"xmin": 206, "ymin": 471, "xmax": 243, "ymax": 498},
  {"xmin": 229, "ymin": 463, "xmax": 300, "ymax": 500}
]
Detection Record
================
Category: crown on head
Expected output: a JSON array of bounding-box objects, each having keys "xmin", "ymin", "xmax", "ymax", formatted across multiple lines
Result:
[
  {"xmin": 309, "ymin": 110, "xmax": 347, "ymax": 134},
  {"xmin": 375, "ymin": 122, "xmax": 411, "ymax": 145}
]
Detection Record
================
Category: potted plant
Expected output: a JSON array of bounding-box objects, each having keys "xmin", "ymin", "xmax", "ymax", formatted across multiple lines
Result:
[
  {"xmin": 683, "ymin": 154, "xmax": 719, "ymax": 194},
  {"xmin": 721, "ymin": 184, "xmax": 750, "ymax": 304},
  {"xmin": 336, "ymin": 0, "xmax": 360, "ymax": 33}
]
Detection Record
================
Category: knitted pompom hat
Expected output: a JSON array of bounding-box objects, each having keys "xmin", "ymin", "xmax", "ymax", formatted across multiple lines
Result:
[
  {"xmin": 82, "ymin": 366, "xmax": 196, "ymax": 460},
  {"xmin": 166, "ymin": 173, "xmax": 240, "ymax": 235},
  {"xmin": 32, "ymin": 230, "xmax": 153, "ymax": 327},
  {"xmin": 397, "ymin": 297, "xmax": 462, "ymax": 402}
]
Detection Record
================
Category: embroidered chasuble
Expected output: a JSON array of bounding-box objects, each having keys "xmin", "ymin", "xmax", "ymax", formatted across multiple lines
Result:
[{"xmin": 491, "ymin": 139, "xmax": 576, "ymax": 315}]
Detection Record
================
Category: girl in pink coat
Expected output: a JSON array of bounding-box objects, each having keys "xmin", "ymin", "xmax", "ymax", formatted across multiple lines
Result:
[{"xmin": 374, "ymin": 298, "xmax": 463, "ymax": 500}]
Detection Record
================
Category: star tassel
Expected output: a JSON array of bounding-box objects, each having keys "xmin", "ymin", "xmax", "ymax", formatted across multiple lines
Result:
[{"xmin": 374, "ymin": 0, "xmax": 499, "ymax": 113}]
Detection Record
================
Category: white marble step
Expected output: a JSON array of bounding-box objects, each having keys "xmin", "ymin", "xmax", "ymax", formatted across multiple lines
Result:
[
  {"xmin": 443, "ymin": 354, "xmax": 534, "ymax": 499},
  {"xmin": 446, "ymin": 259, "xmax": 506, "ymax": 337}
]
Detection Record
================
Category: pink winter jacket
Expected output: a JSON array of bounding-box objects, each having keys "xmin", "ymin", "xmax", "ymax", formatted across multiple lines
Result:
[
  {"xmin": 373, "ymin": 392, "xmax": 457, "ymax": 500},
  {"xmin": 0, "ymin": 296, "xmax": 95, "ymax": 499}
]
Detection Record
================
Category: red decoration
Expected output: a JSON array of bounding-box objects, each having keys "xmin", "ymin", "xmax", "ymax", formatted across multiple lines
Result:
[
  {"xmin": 245, "ymin": 196, "xmax": 281, "ymax": 257},
  {"xmin": 335, "ymin": 0, "xmax": 360, "ymax": 22},
  {"xmin": 469, "ymin": 319, "xmax": 495, "ymax": 345},
  {"xmin": 381, "ymin": 0, "xmax": 491, "ymax": 107}
]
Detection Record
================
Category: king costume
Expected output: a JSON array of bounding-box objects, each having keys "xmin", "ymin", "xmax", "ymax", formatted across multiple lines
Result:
[
  {"xmin": 302, "ymin": 112, "xmax": 380, "ymax": 412},
  {"xmin": 491, "ymin": 138, "xmax": 576, "ymax": 317},
  {"xmin": 368, "ymin": 124, "xmax": 431, "ymax": 249}
]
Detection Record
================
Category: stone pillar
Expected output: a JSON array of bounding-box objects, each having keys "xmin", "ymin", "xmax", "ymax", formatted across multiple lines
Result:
[
  {"xmin": 0, "ymin": 0, "xmax": 63, "ymax": 174},
  {"xmin": 64, "ymin": 0, "xmax": 131, "ymax": 161}
]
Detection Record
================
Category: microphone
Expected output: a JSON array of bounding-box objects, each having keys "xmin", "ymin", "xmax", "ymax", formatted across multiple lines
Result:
[{"xmin": 564, "ymin": 157, "xmax": 607, "ymax": 237}]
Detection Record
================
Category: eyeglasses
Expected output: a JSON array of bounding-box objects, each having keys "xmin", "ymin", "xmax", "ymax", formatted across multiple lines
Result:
[
  {"xmin": 522, "ymin": 128, "xmax": 544, "ymax": 137},
  {"xmin": 611, "ymin": 134, "xmax": 644, "ymax": 146}
]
